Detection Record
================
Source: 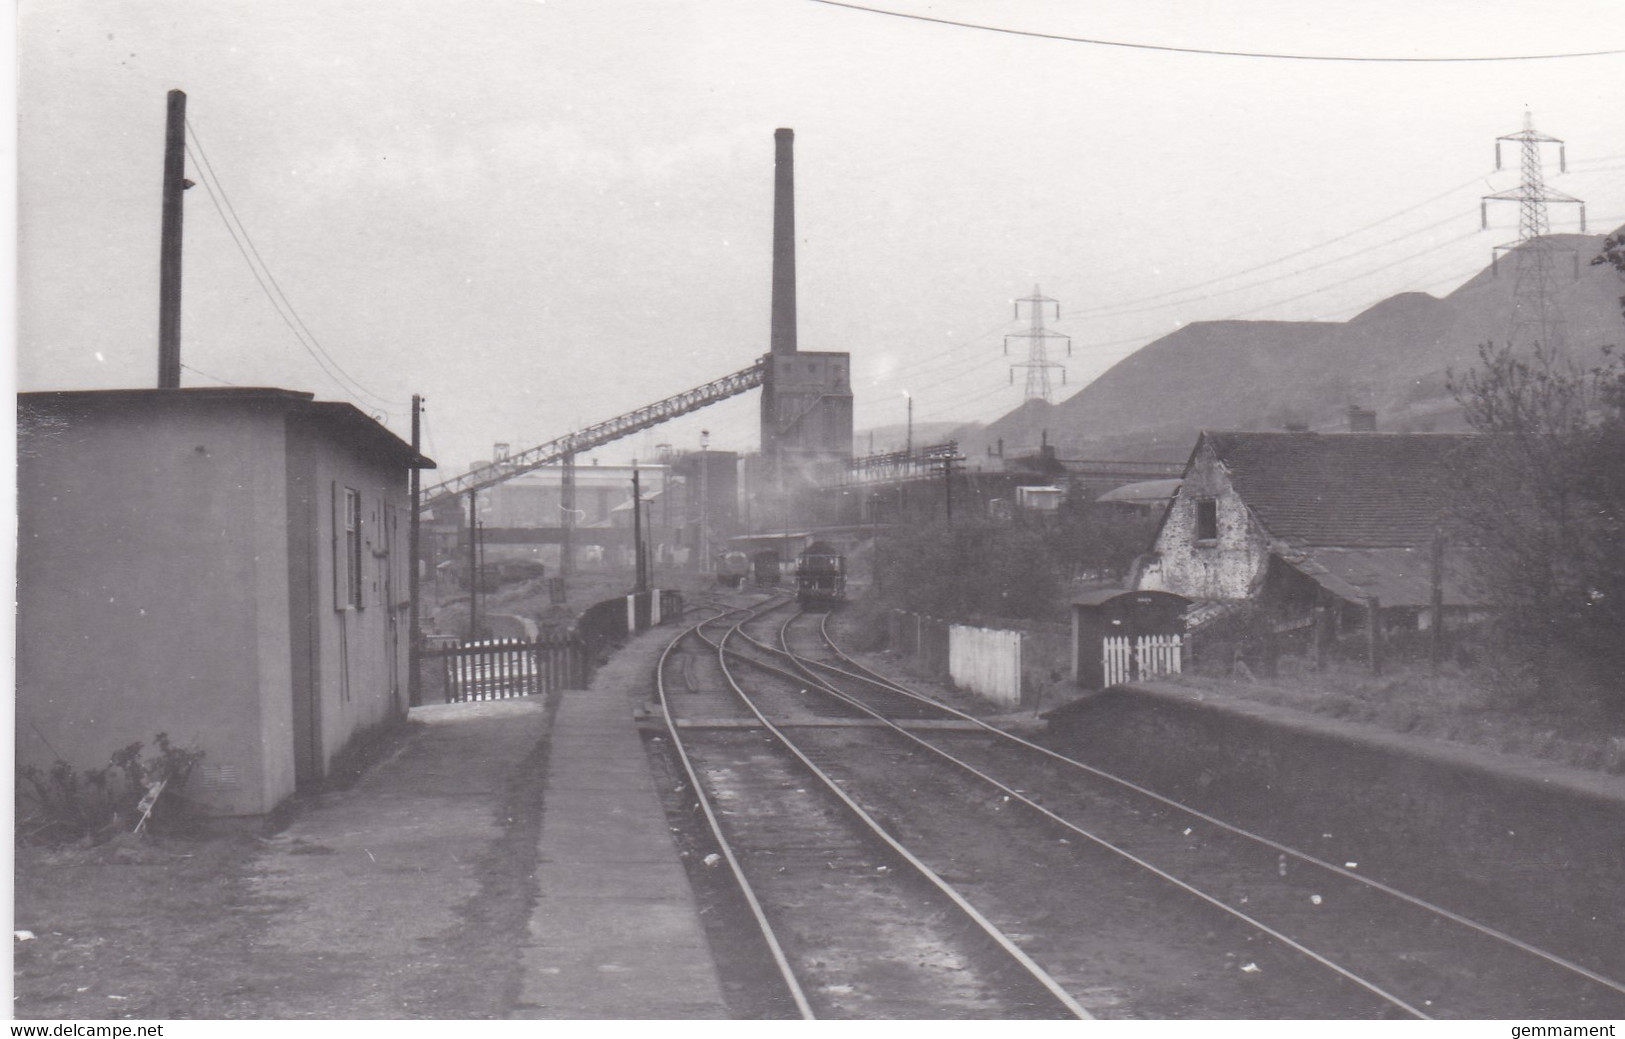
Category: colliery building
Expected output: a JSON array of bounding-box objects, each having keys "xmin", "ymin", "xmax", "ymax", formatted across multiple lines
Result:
[{"xmin": 753, "ymin": 127, "xmax": 854, "ymax": 504}]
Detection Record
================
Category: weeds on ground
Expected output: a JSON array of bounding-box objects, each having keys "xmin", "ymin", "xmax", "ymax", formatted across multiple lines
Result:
[
  {"xmin": 12, "ymin": 831, "xmax": 265, "ymax": 1019},
  {"xmin": 16, "ymin": 733, "xmax": 205, "ymax": 846},
  {"xmin": 1173, "ymin": 654, "xmax": 1625, "ymax": 776}
]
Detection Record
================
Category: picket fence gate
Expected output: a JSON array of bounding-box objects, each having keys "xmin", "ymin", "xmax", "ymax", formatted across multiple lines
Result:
[
  {"xmin": 420, "ymin": 635, "xmax": 584, "ymax": 703},
  {"xmin": 1102, "ymin": 633, "xmax": 1184, "ymax": 687}
]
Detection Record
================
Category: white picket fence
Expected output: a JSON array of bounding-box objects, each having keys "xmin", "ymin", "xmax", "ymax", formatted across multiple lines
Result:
[
  {"xmin": 1103, "ymin": 636, "xmax": 1133, "ymax": 687},
  {"xmin": 1103, "ymin": 633, "xmax": 1184, "ymax": 687},
  {"xmin": 1139, "ymin": 633, "xmax": 1183, "ymax": 678}
]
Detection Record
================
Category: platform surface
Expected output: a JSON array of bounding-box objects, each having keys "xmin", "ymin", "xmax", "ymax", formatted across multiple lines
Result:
[{"xmin": 514, "ymin": 631, "xmax": 730, "ymax": 1019}]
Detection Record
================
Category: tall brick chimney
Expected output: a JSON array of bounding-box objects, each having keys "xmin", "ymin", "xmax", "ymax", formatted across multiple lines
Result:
[{"xmin": 770, "ymin": 128, "xmax": 796, "ymax": 356}]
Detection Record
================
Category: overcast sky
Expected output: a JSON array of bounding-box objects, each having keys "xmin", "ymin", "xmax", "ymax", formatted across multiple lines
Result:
[{"xmin": 16, "ymin": 0, "xmax": 1625, "ymax": 473}]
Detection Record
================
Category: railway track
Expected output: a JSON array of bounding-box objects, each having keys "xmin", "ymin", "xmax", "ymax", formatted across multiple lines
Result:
[
  {"xmin": 646, "ymin": 594, "xmax": 1625, "ymax": 1017},
  {"xmin": 731, "ymin": 604, "xmax": 1625, "ymax": 1019},
  {"xmin": 653, "ymin": 597, "xmax": 1088, "ymax": 1019}
]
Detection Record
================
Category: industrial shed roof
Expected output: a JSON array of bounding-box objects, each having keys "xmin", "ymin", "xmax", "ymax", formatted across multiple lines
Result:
[{"xmin": 1097, "ymin": 478, "xmax": 1182, "ymax": 505}]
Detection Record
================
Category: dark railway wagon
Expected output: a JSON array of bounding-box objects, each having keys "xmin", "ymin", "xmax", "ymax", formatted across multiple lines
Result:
[
  {"xmin": 752, "ymin": 549, "xmax": 782, "ymax": 588},
  {"xmin": 794, "ymin": 541, "xmax": 846, "ymax": 607}
]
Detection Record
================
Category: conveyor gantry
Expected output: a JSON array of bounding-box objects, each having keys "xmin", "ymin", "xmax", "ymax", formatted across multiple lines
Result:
[{"xmin": 419, "ymin": 359, "xmax": 766, "ymax": 512}]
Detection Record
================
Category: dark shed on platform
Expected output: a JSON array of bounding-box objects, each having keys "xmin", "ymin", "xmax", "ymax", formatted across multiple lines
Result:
[{"xmin": 1071, "ymin": 589, "xmax": 1191, "ymax": 689}]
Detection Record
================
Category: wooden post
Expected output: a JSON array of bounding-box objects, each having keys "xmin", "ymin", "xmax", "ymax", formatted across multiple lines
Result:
[
  {"xmin": 157, "ymin": 89, "xmax": 187, "ymax": 388},
  {"xmin": 1312, "ymin": 604, "xmax": 1331, "ymax": 671},
  {"xmin": 467, "ymin": 489, "xmax": 479, "ymax": 639},
  {"xmin": 1366, "ymin": 596, "xmax": 1383, "ymax": 676},
  {"xmin": 408, "ymin": 395, "xmax": 422, "ymax": 707},
  {"xmin": 561, "ymin": 451, "xmax": 576, "ymax": 582},
  {"xmin": 699, "ymin": 435, "xmax": 710, "ymax": 573},
  {"xmin": 1429, "ymin": 531, "xmax": 1446, "ymax": 671},
  {"xmin": 632, "ymin": 468, "xmax": 647, "ymax": 593}
]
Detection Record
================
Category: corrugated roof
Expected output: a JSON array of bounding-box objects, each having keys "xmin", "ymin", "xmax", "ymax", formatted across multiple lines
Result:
[
  {"xmin": 1205, "ymin": 431, "xmax": 1479, "ymax": 547},
  {"xmin": 1097, "ymin": 478, "xmax": 1182, "ymax": 504},
  {"xmin": 1277, "ymin": 546, "xmax": 1482, "ymax": 607}
]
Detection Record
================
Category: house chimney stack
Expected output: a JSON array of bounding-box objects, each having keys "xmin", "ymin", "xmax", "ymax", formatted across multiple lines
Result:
[{"xmin": 770, "ymin": 128, "xmax": 797, "ymax": 356}]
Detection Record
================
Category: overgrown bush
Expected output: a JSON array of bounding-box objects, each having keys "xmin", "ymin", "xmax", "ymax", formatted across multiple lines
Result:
[
  {"xmin": 1186, "ymin": 601, "xmax": 1285, "ymax": 678},
  {"xmin": 872, "ymin": 503, "xmax": 1158, "ymax": 623},
  {"xmin": 1447, "ymin": 342, "xmax": 1625, "ymax": 707},
  {"xmin": 16, "ymin": 733, "xmax": 204, "ymax": 845}
]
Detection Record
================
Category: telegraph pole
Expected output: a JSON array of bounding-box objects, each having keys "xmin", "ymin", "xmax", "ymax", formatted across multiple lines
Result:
[
  {"xmin": 939, "ymin": 451, "xmax": 966, "ymax": 526},
  {"xmin": 157, "ymin": 89, "xmax": 189, "ymax": 388},
  {"xmin": 408, "ymin": 395, "xmax": 423, "ymax": 706},
  {"xmin": 632, "ymin": 468, "xmax": 647, "ymax": 593},
  {"xmin": 560, "ymin": 451, "xmax": 576, "ymax": 583},
  {"xmin": 904, "ymin": 391, "xmax": 913, "ymax": 459},
  {"xmin": 698, "ymin": 430, "xmax": 711, "ymax": 573},
  {"xmin": 1006, "ymin": 286, "xmax": 1070, "ymax": 403},
  {"xmin": 467, "ymin": 489, "xmax": 480, "ymax": 639}
]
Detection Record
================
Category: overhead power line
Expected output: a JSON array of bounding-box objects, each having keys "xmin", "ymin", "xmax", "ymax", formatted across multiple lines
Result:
[
  {"xmin": 1093, "ymin": 207, "xmax": 1480, "ymax": 321},
  {"xmin": 179, "ymin": 361, "xmax": 238, "ymax": 386},
  {"xmin": 1074, "ymin": 173, "xmax": 1494, "ymax": 317},
  {"xmin": 184, "ymin": 120, "xmax": 408, "ymax": 414},
  {"xmin": 806, "ymin": 1, "xmax": 1625, "ymax": 62}
]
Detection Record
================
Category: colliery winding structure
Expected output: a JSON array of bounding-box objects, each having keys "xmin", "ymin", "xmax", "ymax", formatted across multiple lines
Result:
[{"xmin": 419, "ymin": 127, "xmax": 853, "ymax": 520}]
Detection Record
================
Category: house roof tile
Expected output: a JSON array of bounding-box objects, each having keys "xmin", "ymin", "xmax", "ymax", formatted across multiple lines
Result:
[{"xmin": 1203, "ymin": 431, "xmax": 1480, "ymax": 548}]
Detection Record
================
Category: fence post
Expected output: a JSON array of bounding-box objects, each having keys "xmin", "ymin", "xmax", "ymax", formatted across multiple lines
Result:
[
  {"xmin": 1429, "ymin": 531, "xmax": 1446, "ymax": 672},
  {"xmin": 1313, "ymin": 605, "xmax": 1332, "ymax": 671},
  {"xmin": 1367, "ymin": 596, "xmax": 1383, "ymax": 676}
]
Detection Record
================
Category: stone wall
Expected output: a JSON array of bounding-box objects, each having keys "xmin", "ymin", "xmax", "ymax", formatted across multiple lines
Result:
[{"xmin": 1137, "ymin": 438, "xmax": 1268, "ymax": 601}]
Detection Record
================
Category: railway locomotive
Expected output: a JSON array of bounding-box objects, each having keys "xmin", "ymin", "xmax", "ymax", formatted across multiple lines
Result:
[
  {"xmin": 716, "ymin": 550, "xmax": 750, "ymax": 588},
  {"xmin": 793, "ymin": 541, "xmax": 846, "ymax": 607}
]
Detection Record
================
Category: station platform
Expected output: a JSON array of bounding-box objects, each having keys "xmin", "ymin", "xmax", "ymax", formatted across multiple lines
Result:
[{"xmin": 513, "ymin": 628, "xmax": 731, "ymax": 1019}]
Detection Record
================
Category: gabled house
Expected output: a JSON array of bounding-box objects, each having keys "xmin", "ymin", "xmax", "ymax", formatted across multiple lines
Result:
[
  {"xmin": 16, "ymin": 387, "xmax": 434, "ymax": 816},
  {"xmin": 1133, "ymin": 431, "xmax": 1484, "ymax": 630}
]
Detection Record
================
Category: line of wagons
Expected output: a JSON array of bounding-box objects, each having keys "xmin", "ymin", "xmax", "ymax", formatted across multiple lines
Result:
[{"xmin": 717, "ymin": 541, "xmax": 846, "ymax": 607}]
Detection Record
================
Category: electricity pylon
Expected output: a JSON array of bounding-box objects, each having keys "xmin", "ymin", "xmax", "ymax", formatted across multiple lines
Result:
[
  {"xmin": 1005, "ymin": 286, "xmax": 1071, "ymax": 402},
  {"xmin": 1481, "ymin": 112, "xmax": 1587, "ymax": 353}
]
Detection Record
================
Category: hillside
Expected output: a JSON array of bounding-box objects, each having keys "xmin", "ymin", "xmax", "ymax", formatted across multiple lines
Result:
[{"xmin": 963, "ymin": 231, "xmax": 1625, "ymax": 462}]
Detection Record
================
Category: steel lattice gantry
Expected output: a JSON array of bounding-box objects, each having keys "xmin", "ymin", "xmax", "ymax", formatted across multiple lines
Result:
[{"xmin": 418, "ymin": 359, "xmax": 766, "ymax": 513}]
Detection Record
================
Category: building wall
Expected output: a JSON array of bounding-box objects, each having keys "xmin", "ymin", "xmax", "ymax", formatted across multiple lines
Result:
[
  {"xmin": 1135, "ymin": 439, "xmax": 1269, "ymax": 601},
  {"xmin": 480, "ymin": 465, "xmax": 665, "ymax": 528},
  {"xmin": 670, "ymin": 451, "xmax": 740, "ymax": 562},
  {"xmin": 17, "ymin": 391, "xmax": 421, "ymax": 817},
  {"xmin": 16, "ymin": 394, "xmax": 296, "ymax": 815},
  {"xmin": 302, "ymin": 429, "xmax": 413, "ymax": 784},
  {"xmin": 761, "ymin": 351, "xmax": 853, "ymax": 489}
]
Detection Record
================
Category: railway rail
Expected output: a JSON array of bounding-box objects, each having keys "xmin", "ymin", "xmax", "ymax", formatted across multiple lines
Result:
[
  {"xmin": 654, "ymin": 597, "xmax": 1088, "ymax": 1019},
  {"xmin": 651, "ymin": 594, "xmax": 1625, "ymax": 1018}
]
